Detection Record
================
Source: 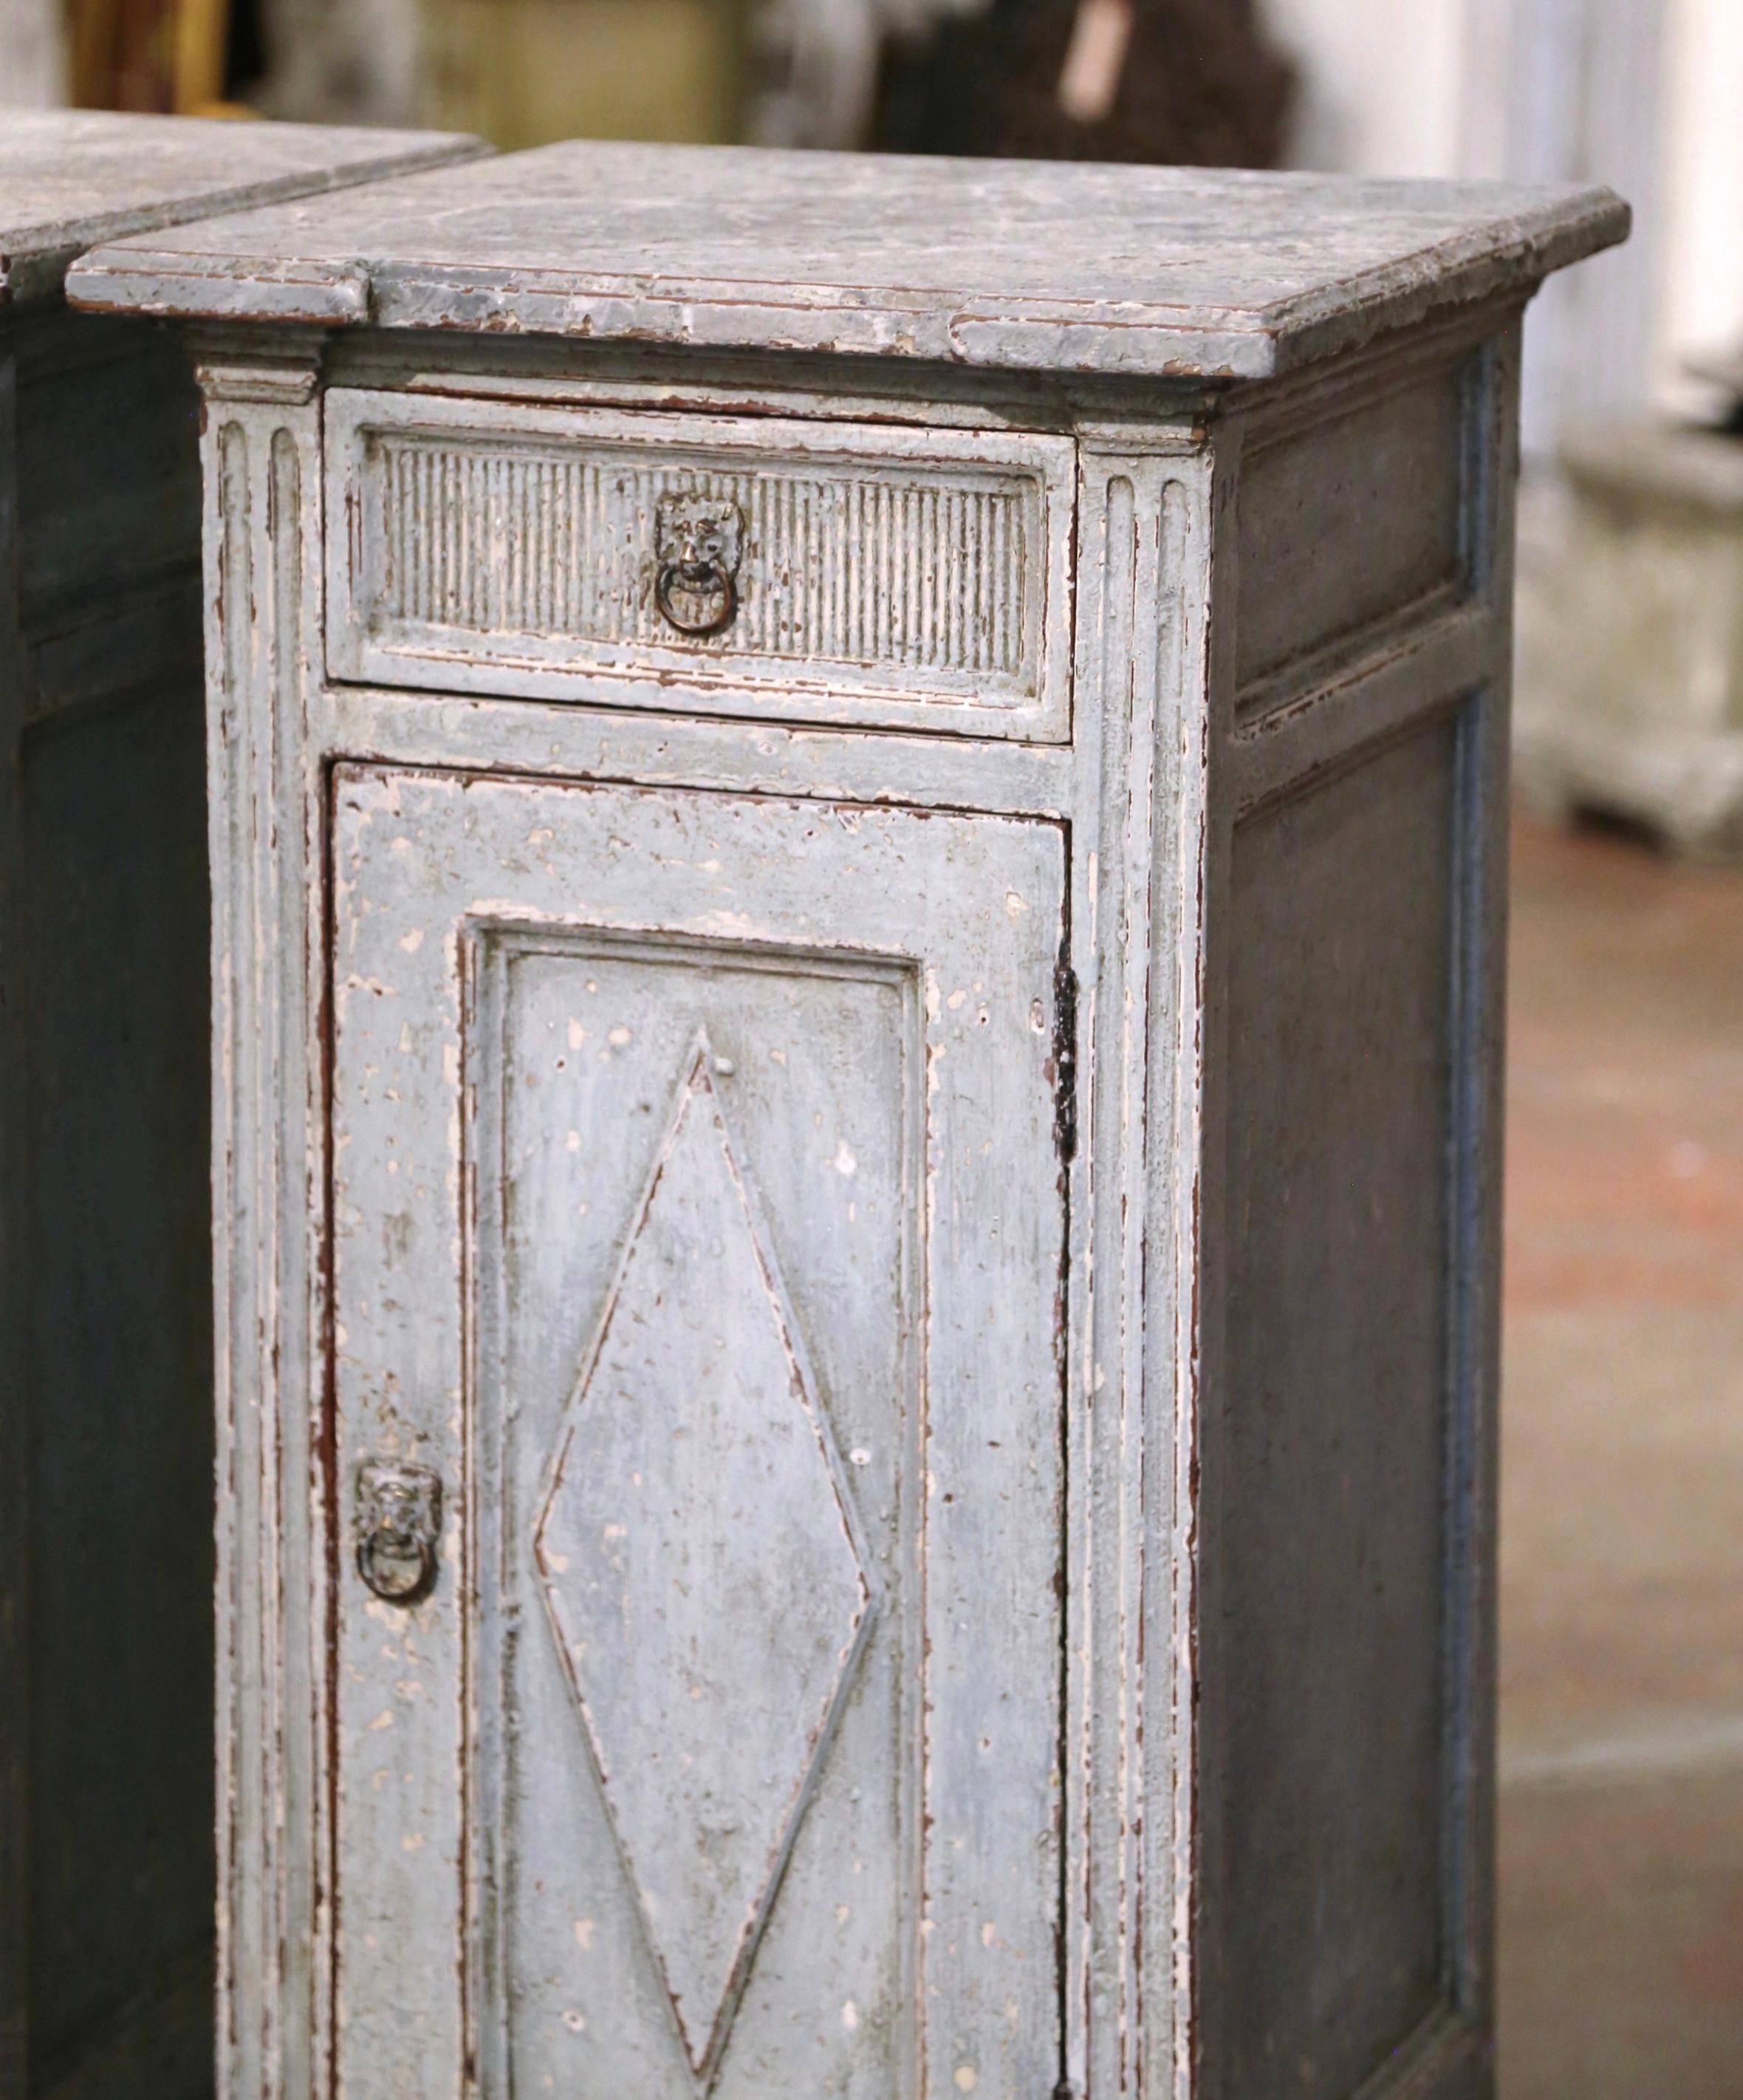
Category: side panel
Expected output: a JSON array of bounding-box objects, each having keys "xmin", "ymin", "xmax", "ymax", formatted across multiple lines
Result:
[
  {"xmin": 0, "ymin": 328, "xmax": 25, "ymax": 2100},
  {"xmin": 1233, "ymin": 353, "xmax": 1472, "ymax": 712},
  {"xmin": 327, "ymin": 768, "xmax": 1069, "ymax": 2100},
  {"xmin": 23, "ymin": 685, "xmax": 213, "ymax": 2100},
  {"xmin": 1216, "ymin": 721, "xmax": 1461, "ymax": 2100},
  {"xmin": 4, "ymin": 305, "xmax": 213, "ymax": 2100},
  {"xmin": 1199, "ymin": 321, "xmax": 1518, "ymax": 2100}
]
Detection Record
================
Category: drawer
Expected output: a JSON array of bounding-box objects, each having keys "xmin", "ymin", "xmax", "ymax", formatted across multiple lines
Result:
[{"xmin": 324, "ymin": 391, "xmax": 1076, "ymax": 741}]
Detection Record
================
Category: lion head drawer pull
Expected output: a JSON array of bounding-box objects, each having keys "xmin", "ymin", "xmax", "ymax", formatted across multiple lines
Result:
[
  {"xmin": 356, "ymin": 1459, "xmax": 442, "ymax": 1604},
  {"xmin": 654, "ymin": 493, "xmax": 744, "ymax": 637}
]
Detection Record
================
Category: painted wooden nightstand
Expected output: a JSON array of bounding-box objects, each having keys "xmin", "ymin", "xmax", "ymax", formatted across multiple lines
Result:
[
  {"xmin": 72, "ymin": 143, "xmax": 1623, "ymax": 2100},
  {"xmin": 0, "ymin": 111, "xmax": 482, "ymax": 2100}
]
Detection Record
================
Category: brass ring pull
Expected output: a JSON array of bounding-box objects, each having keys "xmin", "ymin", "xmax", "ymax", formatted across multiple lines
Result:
[
  {"xmin": 656, "ymin": 557, "xmax": 738, "ymax": 637},
  {"xmin": 654, "ymin": 494, "xmax": 744, "ymax": 640},
  {"xmin": 356, "ymin": 1459, "xmax": 442, "ymax": 1605}
]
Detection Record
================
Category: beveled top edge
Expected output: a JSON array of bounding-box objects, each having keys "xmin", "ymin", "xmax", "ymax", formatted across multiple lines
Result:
[
  {"xmin": 0, "ymin": 110, "xmax": 486, "ymax": 307},
  {"xmin": 66, "ymin": 140, "xmax": 1629, "ymax": 380}
]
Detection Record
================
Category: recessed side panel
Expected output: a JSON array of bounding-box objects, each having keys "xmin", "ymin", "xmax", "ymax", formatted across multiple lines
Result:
[
  {"xmin": 470, "ymin": 933, "xmax": 918, "ymax": 2100},
  {"xmin": 10, "ymin": 308, "xmax": 213, "ymax": 2100},
  {"xmin": 1234, "ymin": 360, "xmax": 1470, "ymax": 713},
  {"xmin": 1210, "ymin": 716, "xmax": 1463, "ymax": 2100},
  {"xmin": 13, "ymin": 309, "xmax": 201, "ymax": 632},
  {"xmin": 22, "ymin": 687, "xmax": 215, "ymax": 2097},
  {"xmin": 0, "ymin": 336, "xmax": 21, "ymax": 2100}
]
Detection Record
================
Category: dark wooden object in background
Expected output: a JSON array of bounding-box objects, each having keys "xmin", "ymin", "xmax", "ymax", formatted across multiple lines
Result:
[
  {"xmin": 0, "ymin": 110, "xmax": 483, "ymax": 2100},
  {"xmin": 875, "ymin": 0, "xmax": 1294, "ymax": 168}
]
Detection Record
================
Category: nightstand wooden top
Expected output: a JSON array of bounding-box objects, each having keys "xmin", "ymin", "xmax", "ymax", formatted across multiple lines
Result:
[
  {"xmin": 1, "ymin": 110, "xmax": 484, "ymax": 307},
  {"xmin": 69, "ymin": 138, "xmax": 1626, "ymax": 380}
]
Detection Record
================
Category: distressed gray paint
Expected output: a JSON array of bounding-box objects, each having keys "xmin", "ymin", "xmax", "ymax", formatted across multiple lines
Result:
[
  {"xmin": 1233, "ymin": 355, "xmax": 1469, "ymax": 701},
  {"xmin": 69, "ymin": 141, "xmax": 1626, "ymax": 379},
  {"xmin": 328, "ymin": 766, "xmax": 1064, "ymax": 2099},
  {"xmin": 530, "ymin": 1039, "xmax": 876, "ymax": 2081},
  {"xmin": 1219, "ymin": 719, "xmax": 1462, "ymax": 2098},
  {"xmin": 326, "ymin": 393, "xmax": 1077, "ymax": 739},
  {"xmin": 0, "ymin": 112, "xmax": 482, "ymax": 2100},
  {"xmin": 64, "ymin": 148, "xmax": 1616, "ymax": 2100},
  {"xmin": 0, "ymin": 112, "xmax": 484, "ymax": 306}
]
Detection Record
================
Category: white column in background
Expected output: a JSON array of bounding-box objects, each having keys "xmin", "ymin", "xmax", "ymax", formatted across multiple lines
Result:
[
  {"xmin": 0, "ymin": 0, "xmax": 66, "ymax": 106},
  {"xmin": 1264, "ymin": 0, "xmax": 1466, "ymax": 178},
  {"xmin": 1658, "ymin": 0, "xmax": 1743, "ymax": 413}
]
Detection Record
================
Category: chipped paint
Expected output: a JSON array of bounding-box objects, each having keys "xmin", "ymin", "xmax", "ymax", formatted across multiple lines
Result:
[{"xmin": 177, "ymin": 191, "xmax": 1543, "ymax": 2100}]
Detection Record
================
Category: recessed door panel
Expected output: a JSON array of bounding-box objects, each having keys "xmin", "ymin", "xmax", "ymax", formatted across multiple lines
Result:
[{"xmin": 328, "ymin": 767, "xmax": 1068, "ymax": 2100}]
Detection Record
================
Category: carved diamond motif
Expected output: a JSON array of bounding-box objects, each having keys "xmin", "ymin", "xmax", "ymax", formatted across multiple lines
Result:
[{"xmin": 533, "ymin": 1038, "xmax": 874, "ymax": 2084}]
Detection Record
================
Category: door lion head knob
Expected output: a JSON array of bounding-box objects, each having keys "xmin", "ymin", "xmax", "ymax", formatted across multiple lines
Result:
[{"xmin": 355, "ymin": 1459, "xmax": 442, "ymax": 1604}]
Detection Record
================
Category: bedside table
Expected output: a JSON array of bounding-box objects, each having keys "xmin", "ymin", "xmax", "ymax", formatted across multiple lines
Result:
[{"xmin": 72, "ymin": 143, "xmax": 1623, "ymax": 2100}]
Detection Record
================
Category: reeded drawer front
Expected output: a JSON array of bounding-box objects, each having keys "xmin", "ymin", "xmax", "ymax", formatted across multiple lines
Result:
[{"xmin": 326, "ymin": 391, "xmax": 1076, "ymax": 739}]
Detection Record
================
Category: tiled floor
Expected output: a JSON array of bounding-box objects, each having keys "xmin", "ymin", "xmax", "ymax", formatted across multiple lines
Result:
[{"xmin": 1499, "ymin": 815, "xmax": 1743, "ymax": 2096}]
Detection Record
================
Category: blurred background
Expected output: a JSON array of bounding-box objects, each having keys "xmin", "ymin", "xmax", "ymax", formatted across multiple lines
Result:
[{"xmin": 4, "ymin": 0, "xmax": 1742, "ymax": 2091}]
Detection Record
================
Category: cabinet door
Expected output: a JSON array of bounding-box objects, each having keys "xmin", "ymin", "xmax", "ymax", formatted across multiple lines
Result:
[{"xmin": 328, "ymin": 766, "xmax": 1069, "ymax": 2100}]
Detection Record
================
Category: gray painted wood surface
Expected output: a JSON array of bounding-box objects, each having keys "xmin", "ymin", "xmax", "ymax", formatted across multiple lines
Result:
[
  {"xmin": 330, "ymin": 770, "xmax": 1064, "ymax": 2098},
  {"xmin": 69, "ymin": 141, "xmax": 1626, "ymax": 377},
  {"xmin": 65, "ymin": 148, "xmax": 1611, "ymax": 2100},
  {"xmin": 0, "ymin": 112, "xmax": 483, "ymax": 2100},
  {"xmin": 0, "ymin": 112, "xmax": 482, "ymax": 307},
  {"xmin": 1217, "ymin": 722, "xmax": 1468, "ymax": 2096},
  {"xmin": 325, "ymin": 392, "xmax": 1078, "ymax": 738}
]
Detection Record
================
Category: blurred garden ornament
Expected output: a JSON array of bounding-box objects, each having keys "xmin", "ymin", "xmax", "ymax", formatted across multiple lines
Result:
[
  {"xmin": 1054, "ymin": 0, "xmax": 1133, "ymax": 125},
  {"xmin": 1516, "ymin": 383, "xmax": 1743, "ymax": 858},
  {"xmin": 65, "ymin": 0, "xmax": 177, "ymax": 109}
]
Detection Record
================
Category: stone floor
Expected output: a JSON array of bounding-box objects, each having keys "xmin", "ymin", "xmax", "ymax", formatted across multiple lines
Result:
[{"xmin": 1499, "ymin": 813, "xmax": 1743, "ymax": 2096}]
